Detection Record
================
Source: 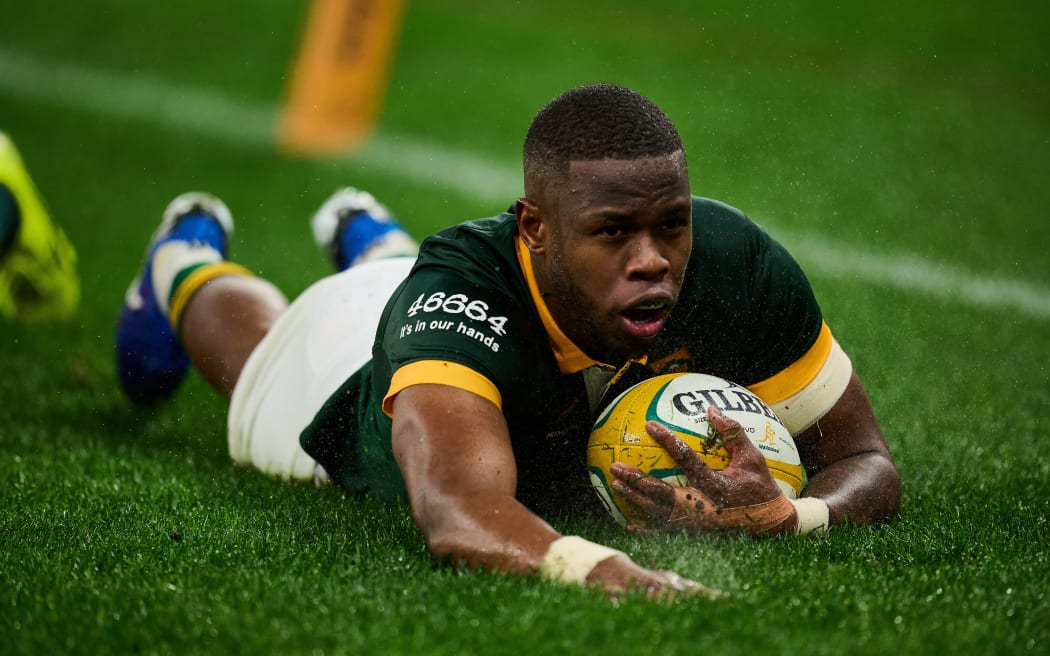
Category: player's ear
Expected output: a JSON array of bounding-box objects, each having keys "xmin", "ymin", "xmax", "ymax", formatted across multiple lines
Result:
[{"xmin": 515, "ymin": 197, "xmax": 546, "ymax": 254}]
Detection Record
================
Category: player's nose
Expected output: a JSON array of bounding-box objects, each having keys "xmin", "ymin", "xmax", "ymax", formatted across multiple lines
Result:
[{"xmin": 626, "ymin": 233, "xmax": 671, "ymax": 281}]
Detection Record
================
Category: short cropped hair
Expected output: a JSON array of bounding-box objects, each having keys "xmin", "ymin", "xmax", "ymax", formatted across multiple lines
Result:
[{"xmin": 523, "ymin": 84, "xmax": 684, "ymax": 185}]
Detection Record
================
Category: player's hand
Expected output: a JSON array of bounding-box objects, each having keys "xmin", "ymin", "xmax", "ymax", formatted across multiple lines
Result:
[
  {"xmin": 585, "ymin": 553, "xmax": 721, "ymax": 601},
  {"xmin": 610, "ymin": 405, "xmax": 797, "ymax": 536}
]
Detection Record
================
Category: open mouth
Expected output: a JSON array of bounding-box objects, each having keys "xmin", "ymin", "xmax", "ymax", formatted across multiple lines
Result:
[{"xmin": 620, "ymin": 300, "xmax": 670, "ymax": 337}]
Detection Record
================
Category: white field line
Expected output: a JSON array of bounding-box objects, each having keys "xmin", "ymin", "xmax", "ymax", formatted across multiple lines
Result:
[
  {"xmin": 768, "ymin": 229, "xmax": 1050, "ymax": 320},
  {"xmin": 1, "ymin": 47, "xmax": 1047, "ymax": 321}
]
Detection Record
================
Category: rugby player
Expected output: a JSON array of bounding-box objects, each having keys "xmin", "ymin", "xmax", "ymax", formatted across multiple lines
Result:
[{"xmin": 115, "ymin": 84, "xmax": 901, "ymax": 598}]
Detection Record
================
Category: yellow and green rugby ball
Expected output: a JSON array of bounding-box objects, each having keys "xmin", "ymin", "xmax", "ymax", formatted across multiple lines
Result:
[{"xmin": 587, "ymin": 372, "xmax": 805, "ymax": 528}]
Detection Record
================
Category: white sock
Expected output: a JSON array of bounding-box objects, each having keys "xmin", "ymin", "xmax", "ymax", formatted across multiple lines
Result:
[{"xmin": 150, "ymin": 241, "xmax": 223, "ymax": 313}]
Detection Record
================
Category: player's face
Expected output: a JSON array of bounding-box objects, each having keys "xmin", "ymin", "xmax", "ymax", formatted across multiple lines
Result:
[{"xmin": 529, "ymin": 152, "xmax": 692, "ymax": 364}]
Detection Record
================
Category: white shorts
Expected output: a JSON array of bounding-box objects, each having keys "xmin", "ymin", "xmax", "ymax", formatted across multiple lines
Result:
[{"xmin": 227, "ymin": 257, "xmax": 414, "ymax": 480}]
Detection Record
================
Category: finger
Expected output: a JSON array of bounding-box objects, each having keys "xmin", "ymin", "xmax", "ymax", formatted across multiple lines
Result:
[
  {"xmin": 706, "ymin": 405, "xmax": 767, "ymax": 473},
  {"xmin": 610, "ymin": 462, "xmax": 677, "ymax": 505},
  {"xmin": 645, "ymin": 420, "xmax": 718, "ymax": 484},
  {"xmin": 612, "ymin": 476, "xmax": 672, "ymax": 520},
  {"xmin": 706, "ymin": 404, "xmax": 744, "ymax": 442},
  {"xmin": 666, "ymin": 573, "xmax": 723, "ymax": 600},
  {"xmin": 647, "ymin": 571, "xmax": 723, "ymax": 601}
]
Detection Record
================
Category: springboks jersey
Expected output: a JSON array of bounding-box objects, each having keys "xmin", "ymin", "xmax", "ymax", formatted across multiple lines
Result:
[{"xmin": 300, "ymin": 197, "xmax": 848, "ymax": 512}]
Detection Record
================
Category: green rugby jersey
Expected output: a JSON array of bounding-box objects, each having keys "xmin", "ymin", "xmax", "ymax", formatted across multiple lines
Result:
[{"xmin": 300, "ymin": 197, "xmax": 825, "ymax": 512}]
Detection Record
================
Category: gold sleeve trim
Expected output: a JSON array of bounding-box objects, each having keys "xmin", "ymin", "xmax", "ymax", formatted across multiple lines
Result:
[
  {"xmin": 382, "ymin": 359, "xmax": 503, "ymax": 416},
  {"xmin": 766, "ymin": 338, "xmax": 853, "ymax": 435},
  {"xmin": 746, "ymin": 321, "xmax": 833, "ymax": 404},
  {"xmin": 169, "ymin": 262, "xmax": 253, "ymax": 333}
]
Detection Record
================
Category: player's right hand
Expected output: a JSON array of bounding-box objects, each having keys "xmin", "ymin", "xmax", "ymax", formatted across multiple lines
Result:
[
  {"xmin": 585, "ymin": 553, "xmax": 721, "ymax": 601},
  {"xmin": 612, "ymin": 405, "xmax": 796, "ymax": 536}
]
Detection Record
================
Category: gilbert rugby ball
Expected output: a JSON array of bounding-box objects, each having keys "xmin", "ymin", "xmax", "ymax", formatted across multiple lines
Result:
[{"xmin": 587, "ymin": 372, "xmax": 804, "ymax": 528}]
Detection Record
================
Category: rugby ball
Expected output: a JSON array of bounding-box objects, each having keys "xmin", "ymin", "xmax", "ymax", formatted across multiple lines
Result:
[{"xmin": 587, "ymin": 372, "xmax": 804, "ymax": 528}]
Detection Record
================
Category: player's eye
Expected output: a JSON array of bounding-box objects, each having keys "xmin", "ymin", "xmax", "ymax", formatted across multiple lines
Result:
[
  {"xmin": 662, "ymin": 215, "xmax": 689, "ymax": 232},
  {"xmin": 595, "ymin": 224, "xmax": 625, "ymax": 238}
]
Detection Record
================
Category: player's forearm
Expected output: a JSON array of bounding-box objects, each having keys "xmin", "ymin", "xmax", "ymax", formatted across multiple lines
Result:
[
  {"xmin": 415, "ymin": 490, "xmax": 562, "ymax": 574},
  {"xmin": 802, "ymin": 451, "xmax": 901, "ymax": 526}
]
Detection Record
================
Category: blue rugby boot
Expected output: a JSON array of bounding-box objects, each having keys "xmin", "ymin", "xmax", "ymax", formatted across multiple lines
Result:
[
  {"xmin": 115, "ymin": 192, "xmax": 233, "ymax": 405},
  {"xmin": 310, "ymin": 187, "xmax": 417, "ymax": 271}
]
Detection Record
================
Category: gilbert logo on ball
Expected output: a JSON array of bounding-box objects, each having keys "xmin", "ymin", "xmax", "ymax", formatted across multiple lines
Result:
[{"xmin": 587, "ymin": 372, "xmax": 805, "ymax": 528}]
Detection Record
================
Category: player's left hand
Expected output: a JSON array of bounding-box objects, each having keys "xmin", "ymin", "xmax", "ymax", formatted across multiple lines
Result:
[{"xmin": 610, "ymin": 405, "xmax": 797, "ymax": 536}]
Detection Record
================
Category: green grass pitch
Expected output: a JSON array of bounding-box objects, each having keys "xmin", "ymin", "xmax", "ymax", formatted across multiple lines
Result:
[{"xmin": 2, "ymin": 1, "xmax": 1048, "ymax": 654}]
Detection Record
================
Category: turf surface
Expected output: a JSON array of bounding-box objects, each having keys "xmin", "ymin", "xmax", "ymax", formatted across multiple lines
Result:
[{"xmin": 1, "ymin": 1, "xmax": 1048, "ymax": 654}]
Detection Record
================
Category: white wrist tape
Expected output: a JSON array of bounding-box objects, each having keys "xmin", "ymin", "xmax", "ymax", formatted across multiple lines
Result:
[
  {"xmin": 791, "ymin": 497, "xmax": 830, "ymax": 535},
  {"xmin": 538, "ymin": 536, "xmax": 627, "ymax": 585}
]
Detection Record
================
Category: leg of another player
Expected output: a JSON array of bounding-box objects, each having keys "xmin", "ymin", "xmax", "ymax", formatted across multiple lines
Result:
[{"xmin": 179, "ymin": 274, "xmax": 288, "ymax": 399}]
